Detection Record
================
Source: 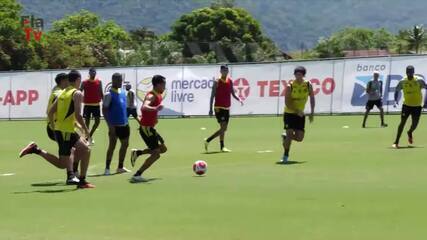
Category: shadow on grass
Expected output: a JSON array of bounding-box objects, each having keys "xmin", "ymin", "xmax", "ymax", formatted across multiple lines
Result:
[
  {"xmin": 129, "ymin": 178, "xmax": 162, "ymax": 184},
  {"xmin": 88, "ymin": 172, "xmax": 131, "ymax": 177},
  {"xmin": 388, "ymin": 146, "xmax": 424, "ymax": 150},
  {"xmin": 275, "ymin": 161, "xmax": 306, "ymax": 165},
  {"xmin": 202, "ymin": 151, "xmax": 227, "ymax": 155},
  {"xmin": 31, "ymin": 181, "xmax": 66, "ymax": 187},
  {"xmin": 13, "ymin": 188, "xmax": 77, "ymax": 194}
]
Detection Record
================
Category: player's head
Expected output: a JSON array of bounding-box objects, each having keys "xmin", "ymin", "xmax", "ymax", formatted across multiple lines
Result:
[
  {"xmin": 89, "ymin": 67, "xmax": 96, "ymax": 79},
  {"xmin": 152, "ymin": 75, "xmax": 166, "ymax": 93},
  {"xmin": 220, "ymin": 65, "xmax": 229, "ymax": 78},
  {"xmin": 55, "ymin": 73, "xmax": 68, "ymax": 89},
  {"xmin": 406, "ymin": 65, "xmax": 415, "ymax": 78},
  {"xmin": 68, "ymin": 70, "xmax": 82, "ymax": 87},
  {"xmin": 373, "ymin": 71, "xmax": 380, "ymax": 81},
  {"xmin": 294, "ymin": 66, "xmax": 306, "ymax": 80},
  {"xmin": 125, "ymin": 84, "xmax": 131, "ymax": 91},
  {"xmin": 112, "ymin": 73, "xmax": 123, "ymax": 89}
]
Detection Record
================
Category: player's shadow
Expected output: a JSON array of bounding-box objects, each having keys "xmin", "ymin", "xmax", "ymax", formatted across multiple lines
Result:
[
  {"xmin": 13, "ymin": 188, "xmax": 77, "ymax": 194},
  {"xmin": 129, "ymin": 177, "xmax": 162, "ymax": 184},
  {"xmin": 31, "ymin": 181, "xmax": 66, "ymax": 187},
  {"xmin": 202, "ymin": 151, "xmax": 227, "ymax": 155},
  {"xmin": 276, "ymin": 161, "xmax": 306, "ymax": 165},
  {"xmin": 388, "ymin": 146, "xmax": 424, "ymax": 150},
  {"xmin": 88, "ymin": 173, "xmax": 129, "ymax": 177}
]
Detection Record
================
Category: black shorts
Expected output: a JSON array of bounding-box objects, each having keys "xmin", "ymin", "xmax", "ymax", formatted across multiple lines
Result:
[
  {"xmin": 366, "ymin": 99, "xmax": 383, "ymax": 110},
  {"xmin": 110, "ymin": 125, "xmax": 130, "ymax": 140},
  {"xmin": 54, "ymin": 131, "xmax": 79, "ymax": 156},
  {"xmin": 139, "ymin": 126, "xmax": 164, "ymax": 150},
  {"xmin": 127, "ymin": 108, "xmax": 138, "ymax": 118},
  {"xmin": 402, "ymin": 105, "xmax": 422, "ymax": 119},
  {"xmin": 83, "ymin": 105, "xmax": 101, "ymax": 119},
  {"xmin": 284, "ymin": 113, "xmax": 306, "ymax": 131},
  {"xmin": 215, "ymin": 108, "xmax": 230, "ymax": 123},
  {"xmin": 46, "ymin": 125, "xmax": 56, "ymax": 141}
]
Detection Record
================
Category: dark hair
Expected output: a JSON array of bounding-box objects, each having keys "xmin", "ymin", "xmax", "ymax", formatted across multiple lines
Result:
[
  {"xmin": 152, "ymin": 75, "xmax": 166, "ymax": 86},
  {"xmin": 68, "ymin": 70, "xmax": 81, "ymax": 83},
  {"xmin": 406, "ymin": 65, "xmax": 415, "ymax": 73},
  {"xmin": 294, "ymin": 66, "xmax": 307, "ymax": 76},
  {"xmin": 112, "ymin": 73, "xmax": 122, "ymax": 82},
  {"xmin": 220, "ymin": 65, "xmax": 229, "ymax": 70},
  {"xmin": 54, "ymin": 73, "xmax": 68, "ymax": 85},
  {"xmin": 89, "ymin": 67, "xmax": 96, "ymax": 72}
]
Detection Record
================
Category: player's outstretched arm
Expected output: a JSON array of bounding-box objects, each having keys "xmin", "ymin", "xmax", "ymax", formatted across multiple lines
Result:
[
  {"xmin": 394, "ymin": 82, "xmax": 402, "ymax": 107},
  {"xmin": 102, "ymin": 93, "xmax": 112, "ymax": 127},
  {"xmin": 230, "ymin": 80, "xmax": 243, "ymax": 105}
]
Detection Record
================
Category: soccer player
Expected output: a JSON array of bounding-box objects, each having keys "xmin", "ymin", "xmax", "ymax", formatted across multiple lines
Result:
[
  {"xmin": 47, "ymin": 73, "xmax": 79, "ymax": 184},
  {"xmin": 362, "ymin": 71, "xmax": 388, "ymax": 128},
  {"xmin": 204, "ymin": 65, "xmax": 243, "ymax": 152},
  {"xmin": 102, "ymin": 73, "xmax": 131, "ymax": 175},
  {"xmin": 126, "ymin": 84, "xmax": 138, "ymax": 121},
  {"xmin": 279, "ymin": 66, "xmax": 315, "ymax": 163},
  {"xmin": 20, "ymin": 70, "xmax": 95, "ymax": 189},
  {"xmin": 392, "ymin": 65, "xmax": 427, "ymax": 148},
  {"xmin": 80, "ymin": 67, "xmax": 103, "ymax": 144},
  {"xmin": 129, "ymin": 75, "xmax": 167, "ymax": 183}
]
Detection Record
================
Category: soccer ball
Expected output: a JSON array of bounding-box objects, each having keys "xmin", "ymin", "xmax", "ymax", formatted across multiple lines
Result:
[{"xmin": 193, "ymin": 160, "xmax": 207, "ymax": 176}]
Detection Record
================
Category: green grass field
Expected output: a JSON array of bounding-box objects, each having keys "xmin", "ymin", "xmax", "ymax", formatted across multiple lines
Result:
[{"xmin": 1, "ymin": 115, "xmax": 427, "ymax": 240}]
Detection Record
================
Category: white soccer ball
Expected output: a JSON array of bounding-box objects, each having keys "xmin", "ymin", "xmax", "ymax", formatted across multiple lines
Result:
[{"xmin": 193, "ymin": 160, "xmax": 207, "ymax": 176}]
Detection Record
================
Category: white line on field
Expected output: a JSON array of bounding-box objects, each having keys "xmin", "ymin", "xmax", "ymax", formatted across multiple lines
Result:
[
  {"xmin": 256, "ymin": 150, "xmax": 273, "ymax": 153},
  {"xmin": 0, "ymin": 173, "xmax": 15, "ymax": 177}
]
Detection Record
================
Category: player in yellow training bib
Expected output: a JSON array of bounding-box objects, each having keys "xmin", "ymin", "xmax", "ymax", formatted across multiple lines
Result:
[
  {"xmin": 392, "ymin": 65, "xmax": 427, "ymax": 148},
  {"xmin": 279, "ymin": 66, "xmax": 315, "ymax": 163}
]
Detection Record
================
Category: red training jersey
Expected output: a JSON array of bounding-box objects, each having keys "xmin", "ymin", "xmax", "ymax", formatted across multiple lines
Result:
[
  {"xmin": 82, "ymin": 79, "xmax": 102, "ymax": 105},
  {"xmin": 140, "ymin": 91, "xmax": 163, "ymax": 127},
  {"xmin": 214, "ymin": 77, "xmax": 232, "ymax": 109}
]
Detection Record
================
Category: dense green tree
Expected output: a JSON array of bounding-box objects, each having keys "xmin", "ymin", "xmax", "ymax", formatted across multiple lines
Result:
[{"xmin": 170, "ymin": 6, "xmax": 282, "ymax": 62}]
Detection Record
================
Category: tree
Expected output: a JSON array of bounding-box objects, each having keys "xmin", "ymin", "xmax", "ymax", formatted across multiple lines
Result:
[
  {"xmin": 45, "ymin": 10, "xmax": 130, "ymax": 68},
  {"xmin": 406, "ymin": 25, "xmax": 426, "ymax": 54},
  {"xmin": 312, "ymin": 27, "xmax": 396, "ymax": 58},
  {"xmin": 0, "ymin": 0, "xmax": 36, "ymax": 70},
  {"xmin": 170, "ymin": 6, "xmax": 283, "ymax": 62}
]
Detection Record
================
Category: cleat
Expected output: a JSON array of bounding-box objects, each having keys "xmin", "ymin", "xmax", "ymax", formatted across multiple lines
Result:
[
  {"xmin": 116, "ymin": 167, "xmax": 131, "ymax": 174},
  {"xmin": 77, "ymin": 182, "xmax": 96, "ymax": 189},
  {"xmin": 381, "ymin": 123, "xmax": 388, "ymax": 128},
  {"xmin": 66, "ymin": 176, "xmax": 80, "ymax": 185},
  {"xmin": 392, "ymin": 143, "xmax": 399, "ymax": 149},
  {"xmin": 19, "ymin": 142, "xmax": 38, "ymax": 158},
  {"xmin": 130, "ymin": 149, "xmax": 138, "ymax": 167},
  {"xmin": 130, "ymin": 175, "xmax": 147, "ymax": 183},
  {"xmin": 204, "ymin": 139, "xmax": 209, "ymax": 152},
  {"xmin": 221, "ymin": 147, "xmax": 231, "ymax": 152},
  {"xmin": 104, "ymin": 169, "xmax": 111, "ymax": 176},
  {"xmin": 278, "ymin": 155, "xmax": 289, "ymax": 164}
]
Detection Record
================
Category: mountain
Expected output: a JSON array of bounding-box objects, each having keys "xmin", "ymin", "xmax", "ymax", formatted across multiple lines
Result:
[{"xmin": 18, "ymin": 0, "xmax": 427, "ymax": 51}]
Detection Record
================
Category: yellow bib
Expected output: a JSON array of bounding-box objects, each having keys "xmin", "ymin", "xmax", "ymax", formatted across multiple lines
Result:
[
  {"xmin": 285, "ymin": 80, "xmax": 310, "ymax": 114},
  {"xmin": 401, "ymin": 77, "xmax": 423, "ymax": 107},
  {"xmin": 55, "ymin": 86, "xmax": 77, "ymax": 133}
]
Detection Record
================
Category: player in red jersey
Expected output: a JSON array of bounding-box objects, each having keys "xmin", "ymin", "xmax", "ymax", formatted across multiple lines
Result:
[
  {"xmin": 204, "ymin": 65, "xmax": 243, "ymax": 152},
  {"xmin": 129, "ymin": 75, "xmax": 167, "ymax": 183},
  {"xmin": 80, "ymin": 67, "xmax": 103, "ymax": 145}
]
